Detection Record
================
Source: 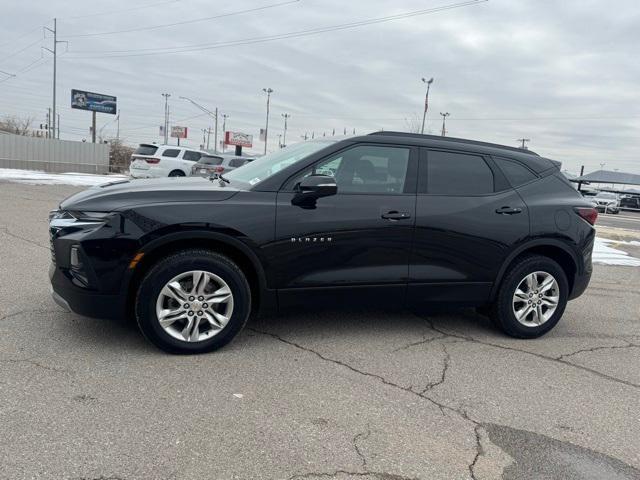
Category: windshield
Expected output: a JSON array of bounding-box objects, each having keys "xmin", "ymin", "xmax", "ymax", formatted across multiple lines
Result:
[{"xmin": 224, "ymin": 141, "xmax": 334, "ymax": 186}]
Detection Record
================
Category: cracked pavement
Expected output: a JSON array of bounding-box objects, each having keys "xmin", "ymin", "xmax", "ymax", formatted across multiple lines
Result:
[{"xmin": 0, "ymin": 182, "xmax": 639, "ymax": 480}]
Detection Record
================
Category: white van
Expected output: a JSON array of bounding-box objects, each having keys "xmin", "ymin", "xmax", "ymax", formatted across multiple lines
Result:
[{"xmin": 129, "ymin": 144, "xmax": 209, "ymax": 178}]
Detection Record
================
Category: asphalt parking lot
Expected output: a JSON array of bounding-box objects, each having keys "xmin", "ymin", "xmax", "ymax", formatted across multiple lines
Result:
[{"xmin": 1, "ymin": 182, "xmax": 639, "ymax": 480}]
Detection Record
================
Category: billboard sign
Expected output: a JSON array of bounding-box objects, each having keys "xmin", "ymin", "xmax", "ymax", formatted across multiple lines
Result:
[
  {"xmin": 71, "ymin": 89, "xmax": 117, "ymax": 115},
  {"xmin": 171, "ymin": 126, "xmax": 188, "ymax": 139},
  {"xmin": 225, "ymin": 131, "xmax": 253, "ymax": 148}
]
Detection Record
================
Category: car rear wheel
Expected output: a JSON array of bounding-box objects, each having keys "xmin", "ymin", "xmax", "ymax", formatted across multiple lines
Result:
[
  {"xmin": 135, "ymin": 249, "xmax": 251, "ymax": 354},
  {"xmin": 168, "ymin": 170, "xmax": 185, "ymax": 177},
  {"xmin": 490, "ymin": 255, "xmax": 568, "ymax": 339}
]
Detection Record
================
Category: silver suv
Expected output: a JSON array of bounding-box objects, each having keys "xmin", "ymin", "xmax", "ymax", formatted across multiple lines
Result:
[{"xmin": 191, "ymin": 154, "xmax": 255, "ymax": 177}]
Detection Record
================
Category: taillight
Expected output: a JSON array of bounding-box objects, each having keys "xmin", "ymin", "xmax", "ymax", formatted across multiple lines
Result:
[
  {"xmin": 214, "ymin": 165, "xmax": 224, "ymax": 173},
  {"xmin": 575, "ymin": 207, "xmax": 598, "ymax": 225},
  {"xmin": 145, "ymin": 158, "xmax": 160, "ymax": 164}
]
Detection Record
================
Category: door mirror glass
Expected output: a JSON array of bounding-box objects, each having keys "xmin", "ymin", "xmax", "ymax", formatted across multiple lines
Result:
[{"xmin": 292, "ymin": 175, "xmax": 337, "ymax": 207}]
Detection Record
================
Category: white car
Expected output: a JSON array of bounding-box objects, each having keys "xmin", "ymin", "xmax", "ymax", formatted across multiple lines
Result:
[
  {"xmin": 129, "ymin": 144, "xmax": 209, "ymax": 178},
  {"xmin": 592, "ymin": 192, "xmax": 620, "ymax": 214}
]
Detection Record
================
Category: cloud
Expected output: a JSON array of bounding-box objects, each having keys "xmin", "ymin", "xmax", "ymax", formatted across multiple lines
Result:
[{"xmin": 0, "ymin": 0, "xmax": 638, "ymax": 173}]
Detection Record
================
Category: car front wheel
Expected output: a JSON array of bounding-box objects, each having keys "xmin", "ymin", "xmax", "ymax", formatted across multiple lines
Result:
[
  {"xmin": 135, "ymin": 249, "xmax": 251, "ymax": 354},
  {"xmin": 490, "ymin": 255, "xmax": 568, "ymax": 339}
]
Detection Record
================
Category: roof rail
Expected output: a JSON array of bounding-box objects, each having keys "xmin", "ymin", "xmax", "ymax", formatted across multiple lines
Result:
[{"xmin": 368, "ymin": 131, "xmax": 539, "ymax": 156}]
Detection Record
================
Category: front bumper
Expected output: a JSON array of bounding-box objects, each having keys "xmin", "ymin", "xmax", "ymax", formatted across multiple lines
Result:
[{"xmin": 49, "ymin": 262, "xmax": 127, "ymax": 320}]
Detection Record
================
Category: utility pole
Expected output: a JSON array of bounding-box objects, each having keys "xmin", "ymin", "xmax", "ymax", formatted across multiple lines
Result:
[
  {"xmin": 161, "ymin": 93, "xmax": 171, "ymax": 144},
  {"xmin": 420, "ymin": 77, "xmax": 434, "ymax": 134},
  {"xmin": 277, "ymin": 134, "xmax": 282, "ymax": 148},
  {"xmin": 440, "ymin": 112, "xmax": 450, "ymax": 136},
  {"xmin": 517, "ymin": 138, "xmax": 530, "ymax": 149},
  {"xmin": 206, "ymin": 127, "xmax": 212, "ymax": 150},
  {"xmin": 281, "ymin": 113, "xmax": 290, "ymax": 147},
  {"xmin": 57, "ymin": 113, "xmax": 60, "ymax": 139},
  {"xmin": 263, "ymin": 87, "xmax": 273, "ymax": 154},
  {"xmin": 43, "ymin": 19, "xmax": 67, "ymax": 141},
  {"xmin": 213, "ymin": 108, "xmax": 218, "ymax": 153},
  {"xmin": 222, "ymin": 114, "xmax": 228, "ymax": 152},
  {"xmin": 116, "ymin": 110, "xmax": 120, "ymax": 141},
  {"xmin": 91, "ymin": 111, "xmax": 96, "ymax": 143},
  {"xmin": 46, "ymin": 109, "xmax": 51, "ymax": 139}
]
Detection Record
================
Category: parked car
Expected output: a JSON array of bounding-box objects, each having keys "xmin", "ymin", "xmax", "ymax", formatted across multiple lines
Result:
[
  {"xmin": 50, "ymin": 132, "xmax": 596, "ymax": 354},
  {"xmin": 190, "ymin": 154, "xmax": 255, "ymax": 177},
  {"xmin": 129, "ymin": 144, "xmax": 209, "ymax": 178},
  {"xmin": 592, "ymin": 191, "xmax": 620, "ymax": 214},
  {"xmin": 620, "ymin": 194, "xmax": 640, "ymax": 211}
]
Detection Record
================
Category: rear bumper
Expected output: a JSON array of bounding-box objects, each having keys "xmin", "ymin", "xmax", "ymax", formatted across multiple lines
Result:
[{"xmin": 569, "ymin": 266, "xmax": 592, "ymax": 300}]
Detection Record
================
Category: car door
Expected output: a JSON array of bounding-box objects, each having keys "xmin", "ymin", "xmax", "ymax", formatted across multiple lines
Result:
[
  {"xmin": 408, "ymin": 148, "xmax": 530, "ymax": 306},
  {"xmin": 272, "ymin": 144, "xmax": 418, "ymax": 307}
]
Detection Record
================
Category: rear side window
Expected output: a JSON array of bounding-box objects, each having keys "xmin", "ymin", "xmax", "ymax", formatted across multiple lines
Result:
[
  {"xmin": 424, "ymin": 151, "xmax": 494, "ymax": 195},
  {"xmin": 200, "ymin": 156, "xmax": 223, "ymax": 165},
  {"xmin": 162, "ymin": 149, "xmax": 180, "ymax": 158},
  {"xmin": 183, "ymin": 151, "xmax": 202, "ymax": 161},
  {"xmin": 494, "ymin": 157, "xmax": 537, "ymax": 187},
  {"xmin": 229, "ymin": 158, "xmax": 246, "ymax": 167},
  {"xmin": 134, "ymin": 145, "xmax": 158, "ymax": 156}
]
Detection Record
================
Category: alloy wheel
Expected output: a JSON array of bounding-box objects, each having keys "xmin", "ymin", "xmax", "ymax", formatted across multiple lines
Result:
[
  {"xmin": 155, "ymin": 270, "xmax": 234, "ymax": 342},
  {"xmin": 512, "ymin": 271, "xmax": 559, "ymax": 327}
]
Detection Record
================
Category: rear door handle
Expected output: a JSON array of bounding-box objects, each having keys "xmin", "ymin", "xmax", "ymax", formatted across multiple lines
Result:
[
  {"xmin": 381, "ymin": 211, "xmax": 411, "ymax": 220},
  {"xmin": 495, "ymin": 206, "xmax": 522, "ymax": 215}
]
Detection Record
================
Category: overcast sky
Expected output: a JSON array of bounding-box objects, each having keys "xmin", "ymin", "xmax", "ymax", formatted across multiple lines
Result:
[{"xmin": 1, "ymin": 0, "xmax": 639, "ymax": 173}]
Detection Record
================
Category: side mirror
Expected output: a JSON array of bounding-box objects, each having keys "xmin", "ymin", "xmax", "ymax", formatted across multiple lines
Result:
[{"xmin": 292, "ymin": 175, "xmax": 337, "ymax": 207}]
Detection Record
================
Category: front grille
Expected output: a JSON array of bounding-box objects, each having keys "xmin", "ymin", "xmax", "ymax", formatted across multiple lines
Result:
[{"xmin": 49, "ymin": 227, "xmax": 60, "ymax": 265}]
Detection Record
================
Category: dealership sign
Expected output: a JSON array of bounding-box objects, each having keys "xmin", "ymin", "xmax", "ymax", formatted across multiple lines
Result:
[
  {"xmin": 71, "ymin": 89, "xmax": 117, "ymax": 115},
  {"xmin": 225, "ymin": 131, "xmax": 253, "ymax": 148},
  {"xmin": 171, "ymin": 126, "xmax": 188, "ymax": 139}
]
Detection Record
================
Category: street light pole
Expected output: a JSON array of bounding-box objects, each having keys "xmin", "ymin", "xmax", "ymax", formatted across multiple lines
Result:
[
  {"xmin": 420, "ymin": 77, "xmax": 434, "ymax": 134},
  {"xmin": 281, "ymin": 113, "xmax": 290, "ymax": 148},
  {"xmin": 440, "ymin": 112, "xmax": 450, "ymax": 136},
  {"xmin": 222, "ymin": 114, "xmax": 228, "ymax": 152},
  {"xmin": 263, "ymin": 88, "xmax": 273, "ymax": 155},
  {"xmin": 178, "ymin": 96, "xmax": 219, "ymax": 151},
  {"xmin": 161, "ymin": 93, "xmax": 171, "ymax": 144},
  {"xmin": 517, "ymin": 138, "xmax": 530, "ymax": 149}
]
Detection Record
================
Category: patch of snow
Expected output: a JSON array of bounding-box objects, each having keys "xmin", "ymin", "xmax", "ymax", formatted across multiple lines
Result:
[
  {"xmin": 0, "ymin": 168, "xmax": 127, "ymax": 186},
  {"xmin": 593, "ymin": 238, "xmax": 640, "ymax": 266}
]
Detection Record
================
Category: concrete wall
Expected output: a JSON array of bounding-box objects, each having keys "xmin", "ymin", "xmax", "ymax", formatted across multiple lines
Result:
[{"xmin": 0, "ymin": 133, "xmax": 110, "ymax": 174}]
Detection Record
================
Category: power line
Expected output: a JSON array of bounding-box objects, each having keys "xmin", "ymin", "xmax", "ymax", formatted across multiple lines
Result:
[
  {"xmin": 61, "ymin": 0, "xmax": 301, "ymax": 38},
  {"xmin": 66, "ymin": 0, "xmax": 487, "ymax": 58},
  {"xmin": 0, "ymin": 36, "xmax": 43, "ymax": 64},
  {"xmin": 0, "ymin": 24, "xmax": 44, "ymax": 50},
  {"xmin": 59, "ymin": 0, "xmax": 181, "ymax": 21}
]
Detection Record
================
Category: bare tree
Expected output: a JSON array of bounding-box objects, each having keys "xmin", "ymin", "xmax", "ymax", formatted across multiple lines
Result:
[
  {"xmin": 403, "ymin": 113, "xmax": 422, "ymax": 134},
  {"xmin": 107, "ymin": 138, "xmax": 135, "ymax": 173},
  {"xmin": 0, "ymin": 115, "xmax": 34, "ymax": 136}
]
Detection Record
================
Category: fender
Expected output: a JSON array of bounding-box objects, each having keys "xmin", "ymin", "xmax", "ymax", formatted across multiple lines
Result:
[
  {"xmin": 489, "ymin": 237, "xmax": 580, "ymax": 301},
  {"xmin": 122, "ymin": 228, "xmax": 271, "ymax": 296}
]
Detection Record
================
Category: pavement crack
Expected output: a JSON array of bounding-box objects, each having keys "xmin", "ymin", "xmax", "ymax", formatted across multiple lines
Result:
[
  {"xmin": 556, "ymin": 343, "xmax": 640, "ymax": 361},
  {"xmin": 392, "ymin": 333, "xmax": 447, "ymax": 352},
  {"xmin": 0, "ymin": 357, "xmax": 71, "ymax": 373},
  {"xmin": 353, "ymin": 424, "xmax": 371, "ymax": 470},
  {"xmin": 468, "ymin": 423, "xmax": 483, "ymax": 480},
  {"xmin": 420, "ymin": 343, "xmax": 450, "ymax": 394},
  {"xmin": 0, "ymin": 225, "xmax": 48, "ymax": 250},
  {"xmin": 251, "ymin": 328, "xmax": 483, "ymax": 480},
  {"xmin": 0, "ymin": 308, "xmax": 50, "ymax": 322},
  {"xmin": 421, "ymin": 315, "xmax": 640, "ymax": 389}
]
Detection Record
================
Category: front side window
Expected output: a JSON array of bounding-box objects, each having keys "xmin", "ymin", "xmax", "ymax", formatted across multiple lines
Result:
[
  {"xmin": 294, "ymin": 145, "xmax": 410, "ymax": 194},
  {"xmin": 162, "ymin": 149, "xmax": 180, "ymax": 158},
  {"xmin": 424, "ymin": 151, "xmax": 494, "ymax": 195},
  {"xmin": 183, "ymin": 151, "xmax": 202, "ymax": 161}
]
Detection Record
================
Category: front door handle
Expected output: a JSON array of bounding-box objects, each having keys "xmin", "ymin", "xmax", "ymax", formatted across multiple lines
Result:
[
  {"xmin": 381, "ymin": 211, "xmax": 411, "ymax": 220},
  {"xmin": 495, "ymin": 206, "xmax": 522, "ymax": 215}
]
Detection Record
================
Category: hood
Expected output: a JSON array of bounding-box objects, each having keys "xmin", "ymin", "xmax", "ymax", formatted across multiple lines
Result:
[{"xmin": 59, "ymin": 176, "xmax": 243, "ymax": 212}]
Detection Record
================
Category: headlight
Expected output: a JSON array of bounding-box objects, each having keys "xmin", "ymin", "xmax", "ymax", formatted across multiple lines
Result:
[{"xmin": 49, "ymin": 210, "xmax": 113, "ymax": 226}]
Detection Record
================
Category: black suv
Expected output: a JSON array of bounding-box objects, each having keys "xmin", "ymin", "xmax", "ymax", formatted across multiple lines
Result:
[{"xmin": 49, "ymin": 132, "xmax": 597, "ymax": 353}]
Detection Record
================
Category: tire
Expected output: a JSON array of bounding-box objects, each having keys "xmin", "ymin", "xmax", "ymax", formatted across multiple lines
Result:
[
  {"xmin": 490, "ymin": 255, "xmax": 568, "ymax": 339},
  {"xmin": 168, "ymin": 170, "xmax": 185, "ymax": 177},
  {"xmin": 135, "ymin": 249, "xmax": 251, "ymax": 354}
]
